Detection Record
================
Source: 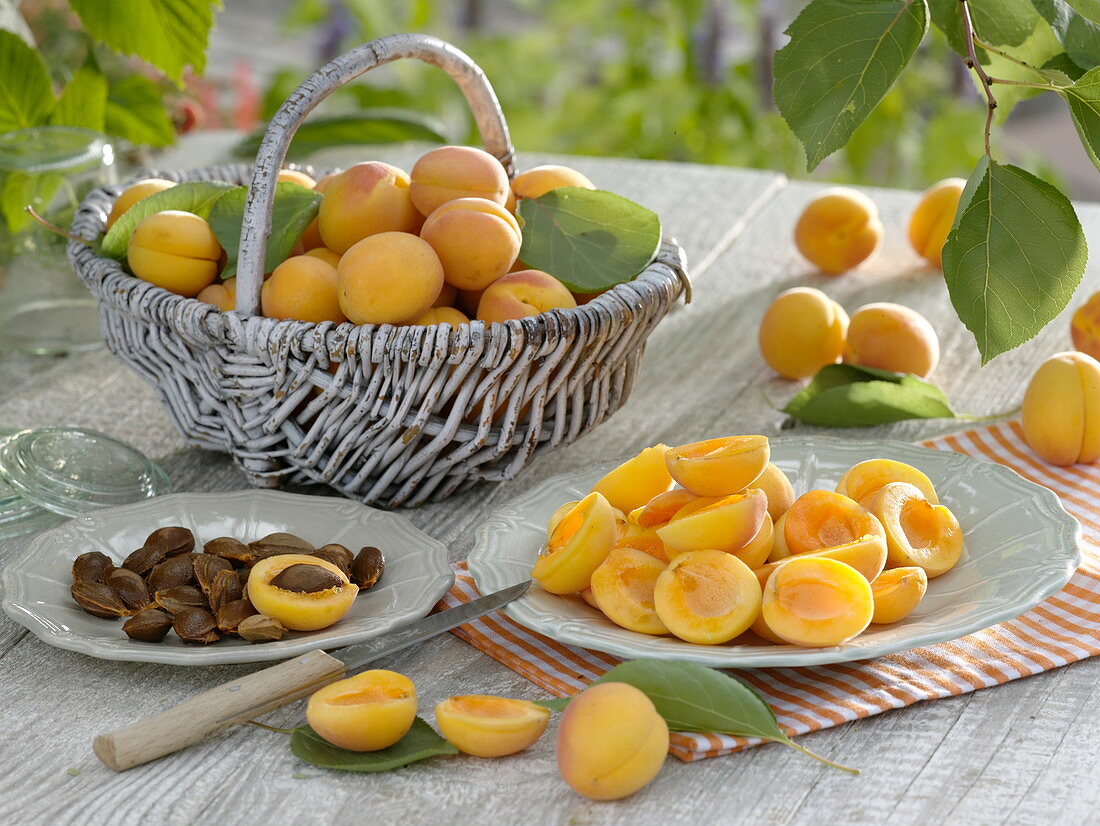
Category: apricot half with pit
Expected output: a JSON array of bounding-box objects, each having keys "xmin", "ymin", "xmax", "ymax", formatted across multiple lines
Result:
[
  {"xmin": 653, "ymin": 550, "xmax": 762, "ymax": 644},
  {"xmin": 870, "ymin": 566, "xmax": 928, "ymax": 624},
  {"xmin": 665, "ymin": 436, "xmax": 770, "ymax": 496},
  {"xmin": 656, "ymin": 489, "xmax": 767, "ymax": 556},
  {"xmin": 306, "ymin": 669, "xmax": 417, "ymax": 751},
  {"xmin": 247, "ymin": 554, "xmax": 358, "ymax": 631},
  {"xmin": 435, "ymin": 695, "xmax": 550, "ymax": 758},
  {"xmin": 590, "ymin": 547, "xmax": 669, "ymax": 635},
  {"xmin": 836, "ymin": 459, "xmax": 938, "ymax": 505},
  {"xmin": 532, "ymin": 492, "xmax": 617, "ymax": 594},
  {"xmin": 865, "ymin": 482, "xmax": 963, "ymax": 577},
  {"xmin": 591, "ymin": 444, "xmax": 672, "ymax": 514},
  {"xmin": 760, "ymin": 556, "xmax": 874, "ymax": 647}
]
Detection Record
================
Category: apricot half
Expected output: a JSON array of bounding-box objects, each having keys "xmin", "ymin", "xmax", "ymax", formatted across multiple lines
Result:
[
  {"xmin": 634, "ymin": 489, "xmax": 699, "ymax": 529},
  {"xmin": 590, "ymin": 547, "xmax": 668, "ymax": 635},
  {"xmin": 745, "ymin": 462, "xmax": 795, "ymax": 521},
  {"xmin": 434, "ymin": 695, "xmax": 550, "ymax": 758},
  {"xmin": 1022, "ymin": 350, "xmax": 1100, "ymax": 466},
  {"xmin": 781, "ymin": 489, "xmax": 886, "ymax": 556},
  {"xmin": 761, "ymin": 557, "xmax": 873, "ymax": 647},
  {"xmin": 870, "ymin": 566, "xmax": 928, "ymax": 624},
  {"xmin": 532, "ymin": 492, "xmax": 617, "ymax": 594},
  {"xmin": 591, "ymin": 445, "xmax": 672, "ymax": 514},
  {"xmin": 665, "ymin": 436, "xmax": 770, "ymax": 497},
  {"xmin": 653, "ymin": 550, "xmax": 762, "ymax": 644},
  {"xmin": 306, "ymin": 669, "xmax": 417, "ymax": 752},
  {"xmin": 557, "ymin": 682, "xmax": 668, "ymax": 801},
  {"xmin": 247, "ymin": 554, "xmax": 358, "ymax": 631},
  {"xmin": 614, "ymin": 526, "xmax": 669, "ymax": 563},
  {"xmin": 865, "ymin": 482, "xmax": 963, "ymax": 577},
  {"xmin": 754, "ymin": 533, "xmax": 887, "ymax": 589},
  {"xmin": 656, "ymin": 489, "xmax": 767, "ymax": 556},
  {"xmin": 836, "ymin": 459, "xmax": 938, "ymax": 505},
  {"xmin": 731, "ymin": 512, "xmax": 774, "ymax": 569}
]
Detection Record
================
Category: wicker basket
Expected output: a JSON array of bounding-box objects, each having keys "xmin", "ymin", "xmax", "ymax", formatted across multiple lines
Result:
[{"xmin": 68, "ymin": 34, "xmax": 690, "ymax": 508}]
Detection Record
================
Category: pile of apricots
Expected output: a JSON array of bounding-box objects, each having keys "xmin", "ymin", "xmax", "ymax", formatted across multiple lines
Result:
[
  {"xmin": 306, "ymin": 669, "xmax": 666, "ymax": 800},
  {"xmin": 532, "ymin": 436, "xmax": 965, "ymax": 647},
  {"xmin": 108, "ymin": 146, "xmax": 598, "ymax": 326}
]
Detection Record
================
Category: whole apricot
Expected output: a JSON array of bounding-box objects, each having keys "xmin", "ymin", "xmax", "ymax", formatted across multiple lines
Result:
[
  {"xmin": 794, "ymin": 187, "xmax": 883, "ymax": 274},
  {"xmin": 908, "ymin": 178, "xmax": 965, "ymax": 269},
  {"xmin": 477, "ymin": 269, "xmax": 577, "ymax": 323},
  {"xmin": 261, "ymin": 255, "xmax": 346, "ymax": 323},
  {"xmin": 761, "ymin": 556, "xmax": 874, "ymax": 647},
  {"xmin": 434, "ymin": 282, "xmax": 458, "ymax": 308},
  {"xmin": 410, "ymin": 145, "xmax": 510, "ymax": 217},
  {"xmin": 420, "ymin": 197, "xmax": 522, "ymax": 290},
  {"xmin": 297, "ymin": 173, "xmax": 338, "ymax": 250},
  {"xmin": 107, "ymin": 178, "xmax": 176, "ymax": 229},
  {"xmin": 196, "ymin": 277, "xmax": 236, "ymax": 311},
  {"xmin": 665, "ymin": 435, "xmax": 770, "ymax": 496},
  {"xmin": 247, "ymin": 553, "xmax": 358, "ymax": 631},
  {"xmin": 1071, "ymin": 292, "xmax": 1100, "ymax": 361},
  {"xmin": 306, "ymin": 670, "xmax": 417, "ymax": 751},
  {"xmin": 556, "ymin": 682, "xmax": 668, "ymax": 800},
  {"xmin": 653, "ymin": 550, "xmax": 762, "ymax": 644},
  {"xmin": 413, "ymin": 307, "xmax": 469, "ymax": 326},
  {"xmin": 758, "ymin": 287, "xmax": 849, "ymax": 379},
  {"xmin": 278, "ymin": 168, "xmax": 317, "ymax": 188},
  {"xmin": 127, "ymin": 210, "xmax": 223, "ymax": 297},
  {"xmin": 844, "ymin": 302, "xmax": 939, "ymax": 378},
  {"xmin": 337, "ymin": 232, "xmax": 444, "ymax": 325},
  {"xmin": 511, "ymin": 165, "xmax": 595, "ymax": 200},
  {"xmin": 1022, "ymin": 350, "xmax": 1100, "ymax": 465},
  {"xmin": 435, "ymin": 695, "xmax": 550, "ymax": 758},
  {"xmin": 591, "ymin": 444, "xmax": 672, "ymax": 514},
  {"xmin": 318, "ymin": 162, "xmax": 423, "ymax": 254},
  {"xmin": 870, "ymin": 566, "xmax": 928, "ymax": 624},
  {"xmin": 303, "ymin": 247, "xmax": 341, "ymax": 268}
]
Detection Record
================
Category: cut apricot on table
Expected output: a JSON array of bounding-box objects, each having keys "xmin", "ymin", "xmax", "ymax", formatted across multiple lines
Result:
[
  {"xmin": 532, "ymin": 492, "xmax": 617, "ymax": 594},
  {"xmin": 306, "ymin": 669, "xmax": 417, "ymax": 752},
  {"xmin": 865, "ymin": 482, "xmax": 963, "ymax": 577},
  {"xmin": 434, "ymin": 695, "xmax": 550, "ymax": 758},
  {"xmin": 665, "ymin": 436, "xmax": 770, "ymax": 497},
  {"xmin": 653, "ymin": 550, "xmax": 762, "ymax": 644}
]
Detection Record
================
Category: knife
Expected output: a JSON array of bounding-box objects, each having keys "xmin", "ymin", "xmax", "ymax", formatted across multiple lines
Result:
[{"xmin": 93, "ymin": 580, "xmax": 531, "ymax": 772}]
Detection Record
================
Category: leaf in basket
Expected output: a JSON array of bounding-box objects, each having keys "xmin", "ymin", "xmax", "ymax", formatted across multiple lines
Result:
[
  {"xmin": 100, "ymin": 180, "xmax": 238, "ymax": 259},
  {"xmin": 290, "ymin": 718, "xmax": 457, "ymax": 772},
  {"xmin": 517, "ymin": 187, "xmax": 662, "ymax": 294},
  {"xmin": 783, "ymin": 364, "xmax": 956, "ymax": 427},
  {"xmin": 233, "ymin": 111, "xmax": 450, "ymax": 161},
  {"xmin": 208, "ymin": 181, "xmax": 322, "ymax": 278}
]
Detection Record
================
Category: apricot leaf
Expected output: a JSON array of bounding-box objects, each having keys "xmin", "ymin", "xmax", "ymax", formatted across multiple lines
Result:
[
  {"xmin": 208, "ymin": 182, "xmax": 322, "ymax": 278},
  {"xmin": 1064, "ymin": 67, "xmax": 1100, "ymax": 169},
  {"xmin": 942, "ymin": 158, "xmax": 1087, "ymax": 363},
  {"xmin": 290, "ymin": 718, "xmax": 457, "ymax": 772},
  {"xmin": 100, "ymin": 180, "xmax": 237, "ymax": 259},
  {"xmin": 784, "ymin": 364, "xmax": 955, "ymax": 427},
  {"xmin": 1033, "ymin": 0, "xmax": 1100, "ymax": 69},
  {"xmin": 105, "ymin": 76, "xmax": 176, "ymax": 148},
  {"xmin": 0, "ymin": 30, "xmax": 54, "ymax": 131},
  {"xmin": 49, "ymin": 62, "xmax": 107, "ymax": 132},
  {"xmin": 517, "ymin": 187, "xmax": 661, "ymax": 293},
  {"xmin": 774, "ymin": 0, "xmax": 928, "ymax": 171}
]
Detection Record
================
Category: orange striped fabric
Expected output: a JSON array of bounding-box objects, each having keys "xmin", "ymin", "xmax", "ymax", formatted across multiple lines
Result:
[{"xmin": 435, "ymin": 421, "xmax": 1100, "ymax": 762}]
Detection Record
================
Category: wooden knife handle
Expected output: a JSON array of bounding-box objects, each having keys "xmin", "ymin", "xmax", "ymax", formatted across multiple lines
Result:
[{"xmin": 93, "ymin": 650, "xmax": 347, "ymax": 771}]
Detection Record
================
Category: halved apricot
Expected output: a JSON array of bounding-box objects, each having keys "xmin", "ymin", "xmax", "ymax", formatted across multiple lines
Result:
[
  {"xmin": 754, "ymin": 533, "xmax": 887, "ymax": 589},
  {"xmin": 306, "ymin": 669, "xmax": 417, "ymax": 751},
  {"xmin": 434, "ymin": 695, "xmax": 551, "ymax": 757},
  {"xmin": 782, "ymin": 489, "xmax": 886, "ymax": 555},
  {"xmin": 865, "ymin": 482, "xmax": 963, "ymax": 577},
  {"xmin": 836, "ymin": 459, "xmax": 938, "ymax": 505},
  {"xmin": 590, "ymin": 547, "xmax": 669, "ymax": 635},
  {"xmin": 870, "ymin": 566, "xmax": 928, "ymax": 624},
  {"xmin": 578, "ymin": 587, "xmax": 600, "ymax": 608},
  {"xmin": 614, "ymin": 526, "xmax": 670, "ymax": 563},
  {"xmin": 547, "ymin": 500, "xmax": 579, "ymax": 534},
  {"xmin": 635, "ymin": 489, "xmax": 700, "ymax": 529},
  {"xmin": 653, "ymin": 550, "xmax": 762, "ymax": 644},
  {"xmin": 665, "ymin": 436, "xmax": 770, "ymax": 496},
  {"xmin": 761, "ymin": 556, "xmax": 873, "ymax": 647},
  {"xmin": 591, "ymin": 445, "xmax": 672, "ymax": 513},
  {"xmin": 744, "ymin": 462, "xmax": 795, "ymax": 521},
  {"xmin": 769, "ymin": 511, "xmax": 793, "ymax": 562},
  {"xmin": 655, "ymin": 489, "xmax": 767, "ymax": 556},
  {"xmin": 532, "ymin": 492, "xmax": 617, "ymax": 594},
  {"xmin": 731, "ymin": 513, "xmax": 774, "ymax": 569},
  {"xmin": 247, "ymin": 554, "xmax": 358, "ymax": 631}
]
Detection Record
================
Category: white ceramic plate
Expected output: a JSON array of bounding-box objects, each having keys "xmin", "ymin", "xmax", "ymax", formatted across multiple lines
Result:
[
  {"xmin": 2, "ymin": 490, "xmax": 454, "ymax": 665},
  {"xmin": 468, "ymin": 436, "xmax": 1082, "ymax": 668}
]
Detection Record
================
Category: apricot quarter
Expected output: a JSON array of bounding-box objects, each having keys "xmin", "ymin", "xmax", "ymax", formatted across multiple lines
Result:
[
  {"xmin": 127, "ymin": 210, "xmax": 222, "ymax": 297},
  {"xmin": 337, "ymin": 232, "xmax": 444, "ymax": 325},
  {"xmin": 761, "ymin": 556, "xmax": 873, "ymax": 647},
  {"xmin": 532, "ymin": 492, "xmax": 617, "ymax": 594},
  {"xmin": 665, "ymin": 435, "xmax": 770, "ymax": 497},
  {"xmin": 556, "ymin": 682, "xmax": 668, "ymax": 800},
  {"xmin": 794, "ymin": 187, "xmax": 883, "ymax": 274},
  {"xmin": 653, "ymin": 550, "xmax": 762, "ymax": 644},
  {"xmin": 435, "ymin": 695, "xmax": 550, "ymax": 757},
  {"xmin": 319, "ymin": 162, "xmax": 423, "ymax": 254},
  {"xmin": 758, "ymin": 288, "xmax": 848, "ymax": 379},
  {"xmin": 307, "ymin": 669, "xmax": 417, "ymax": 751},
  {"xmin": 477, "ymin": 269, "xmax": 577, "ymax": 323},
  {"xmin": 247, "ymin": 553, "xmax": 358, "ymax": 631},
  {"xmin": 908, "ymin": 178, "xmax": 965, "ymax": 269},
  {"xmin": 421, "ymin": 197, "xmax": 522, "ymax": 290},
  {"xmin": 511, "ymin": 165, "xmax": 595, "ymax": 200},
  {"xmin": 261, "ymin": 255, "xmax": 346, "ymax": 323},
  {"xmin": 1022, "ymin": 350, "xmax": 1100, "ymax": 465},
  {"xmin": 591, "ymin": 444, "xmax": 672, "ymax": 514},
  {"xmin": 844, "ymin": 302, "xmax": 939, "ymax": 378},
  {"xmin": 865, "ymin": 482, "xmax": 963, "ymax": 577},
  {"xmin": 590, "ymin": 547, "xmax": 669, "ymax": 635},
  {"xmin": 107, "ymin": 178, "xmax": 175, "ymax": 229},
  {"xmin": 836, "ymin": 458, "xmax": 938, "ymax": 505},
  {"xmin": 410, "ymin": 145, "xmax": 510, "ymax": 216},
  {"xmin": 870, "ymin": 566, "xmax": 928, "ymax": 624}
]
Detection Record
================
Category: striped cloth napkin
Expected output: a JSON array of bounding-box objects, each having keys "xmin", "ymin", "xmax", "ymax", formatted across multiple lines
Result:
[{"xmin": 436, "ymin": 421, "xmax": 1100, "ymax": 761}]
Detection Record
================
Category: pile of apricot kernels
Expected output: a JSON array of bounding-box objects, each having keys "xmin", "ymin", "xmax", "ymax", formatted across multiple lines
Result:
[
  {"xmin": 794, "ymin": 187, "xmax": 883, "ymax": 275},
  {"xmin": 434, "ymin": 695, "xmax": 551, "ymax": 757},
  {"xmin": 534, "ymin": 439, "xmax": 965, "ymax": 646},
  {"xmin": 307, "ymin": 669, "xmax": 417, "ymax": 752},
  {"xmin": 1022, "ymin": 350, "xmax": 1100, "ymax": 466},
  {"xmin": 908, "ymin": 177, "xmax": 965, "ymax": 269}
]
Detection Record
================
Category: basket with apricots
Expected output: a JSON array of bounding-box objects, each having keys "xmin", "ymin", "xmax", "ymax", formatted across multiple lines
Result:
[
  {"xmin": 531, "ymin": 436, "xmax": 966, "ymax": 648},
  {"xmin": 67, "ymin": 34, "xmax": 688, "ymax": 507}
]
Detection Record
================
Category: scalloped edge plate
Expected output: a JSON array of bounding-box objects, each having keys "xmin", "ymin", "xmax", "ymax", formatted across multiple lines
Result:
[
  {"xmin": 468, "ymin": 436, "xmax": 1082, "ymax": 668},
  {"xmin": 2, "ymin": 490, "xmax": 454, "ymax": 665}
]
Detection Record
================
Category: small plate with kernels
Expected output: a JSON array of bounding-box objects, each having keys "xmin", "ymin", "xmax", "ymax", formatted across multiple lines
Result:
[
  {"xmin": 1, "ymin": 489, "xmax": 453, "ymax": 665},
  {"xmin": 468, "ymin": 436, "xmax": 1080, "ymax": 668}
]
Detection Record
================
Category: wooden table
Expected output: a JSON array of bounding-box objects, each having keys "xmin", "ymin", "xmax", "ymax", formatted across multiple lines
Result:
[{"xmin": 2, "ymin": 134, "xmax": 1097, "ymax": 825}]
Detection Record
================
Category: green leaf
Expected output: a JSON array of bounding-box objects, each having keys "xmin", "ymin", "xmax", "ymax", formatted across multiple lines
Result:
[
  {"xmin": 943, "ymin": 157, "xmax": 1087, "ymax": 363},
  {"xmin": 100, "ymin": 180, "xmax": 237, "ymax": 259},
  {"xmin": 0, "ymin": 170, "xmax": 62, "ymax": 233},
  {"xmin": 49, "ymin": 63, "xmax": 107, "ymax": 132},
  {"xmin": 105, "ymin": 75, "xmax": 176, "ymax": 148},
  {"xmin": 517, "ymin": 187, "xmax": 661, "ymax": 293},
  {"xmin": 533, "ymin": 697, "xmax": 570, "ymax": 712},
  {"xmin": 68, "ymin": 0, "xmax": 218, "ymax": 85},
  {"xmin": 1063, "ymin": 0, "xmax": 1100, "ymax": 25},
  {"xmin": 1043, "ymin": 52, "xmax": 1088, "ymax": 79},
  {"xmin": 0, "ymin": 30, "xmax": 54, "ymax": 131},
  {"xmin": 290, "ymin": 718, "xmax": 457, "ymax": 772},
  {"xmin": 773, "ymin": 0, "xmax": 928, "ymax": 171},
  {"xmin": 233, "ymin": 111, "xmax": 449, "ymax": 161},
  {"xmin": 208, "ymin": 182, "xmax": 322, "ymax": 278},
  {"xmin": 1063, "ymin": 67, "xmax": 1100, "ymax": 168},
  {"xmin": 1033, "ymin": 0, "xmax": 1100, "ymax": 68},
  {"xmin": 783, "ymin": 364, "xmax": 956, "ymax": 427}
]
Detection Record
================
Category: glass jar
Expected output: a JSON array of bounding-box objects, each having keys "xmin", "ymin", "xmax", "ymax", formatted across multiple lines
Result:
[{"xmin": 0, "ymin": 126, "xmax": 116, "ymax": 354}]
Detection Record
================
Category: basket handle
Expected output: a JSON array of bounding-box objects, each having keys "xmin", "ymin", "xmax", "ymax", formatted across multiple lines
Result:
[{"xmin": 234, "ymin": 33, "xmax": 514, "ymax": 316}]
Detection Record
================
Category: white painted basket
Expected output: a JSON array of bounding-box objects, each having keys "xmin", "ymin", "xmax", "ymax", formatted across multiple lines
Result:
[{"xmin": 67, "ymin": 34, "xmax": 690, "ymax": 507}]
